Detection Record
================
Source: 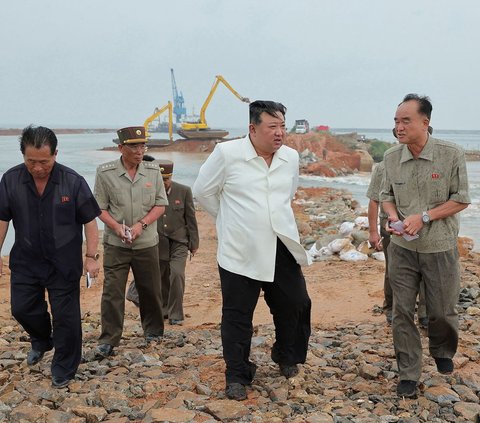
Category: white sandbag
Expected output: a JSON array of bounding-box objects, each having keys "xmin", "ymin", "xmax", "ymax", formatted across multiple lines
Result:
[
  {"xmin": 308, "ymin": 243, "xmax": 319, "ymax": 255},
  {"xmin": 354, "ymin": 216, "xmax": 369, "ymax": 229},
  {"xmin": 339, "ymin": 250, "xmax": 368, "ymax": 262},
  {"xmin": 339, "ymin": 221, "xmax": 355, "ymax": 236},
  {"xmin": 309, "ymin": 214, "xmax": 327, "ymax": 221},
  {"xmin": 371, "ymin": 252, "xmax": 385, "ymax": 261},
  {"xmin": 328, "ymin": 238, "xmax": 352, "ymax": 253},
  {"xmin": 308, "ymin": 243, "xmax": 334, "ymax": 258},
  {"xmin": 318, "ymin": 246, "xmax": 334, "ymax": 256}
]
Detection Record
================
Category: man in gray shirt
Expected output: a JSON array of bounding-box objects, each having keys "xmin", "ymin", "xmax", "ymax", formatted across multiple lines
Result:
[{"xmin": 382, "ymin": 94, "xmax": 470, "ymax": 398}]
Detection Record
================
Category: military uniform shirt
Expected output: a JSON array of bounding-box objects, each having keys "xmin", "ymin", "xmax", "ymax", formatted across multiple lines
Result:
[
  {"xmin": 157, "ymin": 181, "xmax": 199, "ymax": 258},
  {"xmin": 381, "ymin": 136, "xmax": 470, "ymax": 253},
  {"xmin": 366, "ymin": 161, "xmax": 387, "ymax": 219},
  {"xmin": 94, "ymin": 158, "xmax": 168, "ymax": 249}
]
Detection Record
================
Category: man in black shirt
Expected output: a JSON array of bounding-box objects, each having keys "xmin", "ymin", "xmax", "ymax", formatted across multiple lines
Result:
[{"xmin": 0, "ymin": 126, "xmax": 101, "ymax": 389}]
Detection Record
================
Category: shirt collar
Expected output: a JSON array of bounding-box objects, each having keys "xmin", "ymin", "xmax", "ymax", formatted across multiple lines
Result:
[
  {"xmin": 117, "ymin": 157, "xmax": 146, "ymax": 177},
  {"xmin": 243, "ymin": 135, "xmax": 289, "ymax": 162},
  {"xmin": 21, "ymin": 162, "xmax": 60, "ymax": 184},
  {"xmin": 400, "ymin": 134, "xmax": 434, "ymax": 163},
  {"xmin": 49, "ymin": 162, "xmax": 61, "ymax": 184}
]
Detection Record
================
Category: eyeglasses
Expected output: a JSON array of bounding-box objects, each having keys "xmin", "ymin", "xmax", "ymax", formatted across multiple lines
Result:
[{"xmin": 123, "ymin": 143, "xmax": 148, "ymax": 152}]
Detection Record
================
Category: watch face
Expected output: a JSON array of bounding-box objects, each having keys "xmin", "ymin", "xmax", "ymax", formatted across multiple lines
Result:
[{"xmin": 422, "ymin": 214, "xmax": 429, "ymax": 223}]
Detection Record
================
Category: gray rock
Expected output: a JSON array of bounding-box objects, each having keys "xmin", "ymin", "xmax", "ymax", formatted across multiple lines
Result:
[
  {"xmin": 424, "ymin": 386, "xmax": 460, "ymax": 405},
  {"xmin": 453, "ymin": 401, "xmax": 480, "ymax": 421},
  {"xmin": 452, "ymin": 384, "xmax": 479, "ymax": 403},
  {"xmin": 206, "ymin": 399, "xmax": 249, "ymax": 421}
]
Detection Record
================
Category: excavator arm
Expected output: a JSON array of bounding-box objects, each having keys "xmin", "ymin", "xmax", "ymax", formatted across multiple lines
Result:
[
  {"xmin": 181, "ymin": 75, "xmax": 249, "ymax": 131},
  {"xmin": 143, "ymin": 101, "xmax": 173, "ymax": 141}
]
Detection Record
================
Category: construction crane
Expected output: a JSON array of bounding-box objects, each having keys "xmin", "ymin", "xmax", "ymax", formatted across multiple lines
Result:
[
  {"xmin": 178, "ymin": 75, "xmax": 249, "ymax": 139},
  {"xmin": 143, "ymin": 101, "xmax": 173, "ymax": 142},
  {"xmin": 170, "ymin": 68, "xmax": 186, "ymax": 124}
]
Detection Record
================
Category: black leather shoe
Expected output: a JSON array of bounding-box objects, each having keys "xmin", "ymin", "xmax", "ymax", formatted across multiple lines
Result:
[
  {"xmin": 279, "ymin": 363, "xmax": 299, "ymax": 378},
  {"xmin": 95, "ymin": 344, "xmax": 114, "ymax": 358},
  {"xmin": 396, "ymin": 380, "xmax": 417, "ymax": 398},
  {"xmin": 225, "ymin": 383, "xmax": 247, "ymax": 400},
  {"xmin": 146, "ymin": 334, "xmax": 163, "ymax": 343},
  {"xmin": 52, "ymin": 376, "xmax": 72, "ymax": 389},
  {"xmin": 169, "ymin": 319, "xmax": 184, "ymax": 326},
  {"xmin": 434, "ymin": 357, "xmax": 454, "ymax": 374},
  {"xmin": 419, "ymin": 317, "xmax": 429, "ymax": 329},
  {"xmin": 27, "ymin": 349, "xmax": 45, "ymax": 366}
]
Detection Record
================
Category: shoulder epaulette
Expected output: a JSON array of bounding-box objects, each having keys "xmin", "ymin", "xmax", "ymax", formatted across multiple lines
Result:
[
  {"xmin": 98, "ymin": 161, "xmax": 117, "ymax": 172},
  {"xmin": 144, "ymin": 162, "xmax": 160, "ymax": 170}
]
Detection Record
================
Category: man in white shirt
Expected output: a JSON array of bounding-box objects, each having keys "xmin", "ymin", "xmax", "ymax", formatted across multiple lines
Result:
[{"xmin": 193, "ymin": 100, "xmax": 311, "ymax": 401}]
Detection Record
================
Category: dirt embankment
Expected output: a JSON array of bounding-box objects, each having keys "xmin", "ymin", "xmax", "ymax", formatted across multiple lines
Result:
[
  {"xmin": 285, "ymin": 132, "xmax": 373, "ymax": 175},
  {"xmin": 144, "ymin": 132, "xmax": 373, "ymax": 176}
]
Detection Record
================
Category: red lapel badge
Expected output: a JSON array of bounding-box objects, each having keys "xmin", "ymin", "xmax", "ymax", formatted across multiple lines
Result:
[
  {"xmin": 61, "ymin": 196, "xmax": 70, "ymax": 203},
  {"xmin": 145, "ymin": 182, "xmax": 153, "ymax": 187},
  {"xmin": 175, "ymin": 200, "xmax": 181, "ymax": 205},
  {"xmin": 431, "ymin": 173, "xmax": 440, "ymax": 179}
]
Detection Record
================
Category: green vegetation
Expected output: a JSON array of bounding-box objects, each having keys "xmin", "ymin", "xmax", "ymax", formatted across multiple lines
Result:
[{"xmin": 368, "ymin": 140, "xmax": 394, "ymax": 162}]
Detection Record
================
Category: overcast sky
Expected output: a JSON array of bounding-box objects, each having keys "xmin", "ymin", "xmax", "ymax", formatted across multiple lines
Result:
[{"xmin": 1, "ymin": 0, "xmax": 479, "ymax": 130}]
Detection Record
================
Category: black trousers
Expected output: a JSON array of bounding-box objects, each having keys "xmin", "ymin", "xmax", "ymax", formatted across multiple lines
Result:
[
  {"xmin": 219, "ymin": 239, "xmax": 311, "ymax": 385},
  {"xmin": 10, "ymin": 270, "xmax": 82, "ymax": 379}
]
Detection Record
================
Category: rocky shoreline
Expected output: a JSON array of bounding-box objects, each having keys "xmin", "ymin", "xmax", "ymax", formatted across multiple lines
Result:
[{"xmin": 1, "ymin": 187, "xmax": 480, "ymax": 422}]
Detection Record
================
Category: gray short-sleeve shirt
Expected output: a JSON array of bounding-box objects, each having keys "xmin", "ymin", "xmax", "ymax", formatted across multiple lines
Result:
[
  {"xmin": 381, "ymin": 136, "xmax": 470, "ymax": 253},
  {"xmin": 366, "ymin": 161, "xmax": 387, "ymax": 219}
]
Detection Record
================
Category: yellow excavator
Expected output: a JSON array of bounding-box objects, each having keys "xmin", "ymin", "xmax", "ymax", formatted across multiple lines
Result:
[
  {"xmin": 143, "ymin": 101, "xmax": 173, "ymax": 142},
  {"xmin": 178, "ymin": 75, "xmax": 249, "ymax": 139}
]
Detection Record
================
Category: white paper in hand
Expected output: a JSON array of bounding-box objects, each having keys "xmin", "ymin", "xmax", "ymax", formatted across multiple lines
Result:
[{"xmin": 389, "ymin": 220, "xmax": 419, "ymax": 241}]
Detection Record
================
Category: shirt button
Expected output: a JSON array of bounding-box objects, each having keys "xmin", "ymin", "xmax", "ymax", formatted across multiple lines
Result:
[{"xmin": 164, "ymin": 224, "xmax": 167, "ymax": 227}]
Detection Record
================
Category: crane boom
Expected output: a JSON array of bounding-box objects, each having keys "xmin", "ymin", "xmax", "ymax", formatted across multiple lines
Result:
[
  {"xmin": 181, "ymin": 75, "xmax": 249, "ymax": 131},
  {"xmin": 143, "ymin": 101, "xmax": 173, "ymax": 142},
  {"xmin": 170, "ymin": 68, "xmax": 186, "ymax": 124}
]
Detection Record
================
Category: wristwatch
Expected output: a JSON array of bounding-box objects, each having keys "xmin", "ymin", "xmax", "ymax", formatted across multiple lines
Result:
[
  {"xmin": 85, "ymin": 253, "xmax": 100, "ymax": 260},
  {"xmin": 140, "ymin": 220, "xmax": 148, "ymax": 230},
  {"xmin": 422, "ymin": 211, "xmax": 431, "ymax": 224}
]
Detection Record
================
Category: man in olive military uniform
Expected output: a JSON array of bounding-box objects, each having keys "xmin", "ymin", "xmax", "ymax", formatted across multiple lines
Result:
[
  {"xmin": 126, "ymin": 160, "xmax": 199, "ymax": 325},
  {"xmin": 367, "ymin": 160, "xmax": 427, "ymax": 327},
  {"xmin": 381, "ymin": 94, "xmax": 470, "ymax": 398},
  {"xmin": 94, "ymin": 126, "xmax": 168, "ymax": 357}
]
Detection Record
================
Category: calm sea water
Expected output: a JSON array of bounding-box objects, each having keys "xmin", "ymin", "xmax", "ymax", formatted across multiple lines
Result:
[{"xmin": 0, "ymin": 127, "xmax": 479, "ymax": 252}]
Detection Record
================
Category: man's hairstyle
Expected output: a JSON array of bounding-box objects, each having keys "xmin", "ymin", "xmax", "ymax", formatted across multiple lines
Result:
[
  {"xmin": 20, "ymin": 125, "xmax": 58, "ymax": 155},
  {"xmin": 249, "ymin": 100, "xmax": 287, "ymax": 125},
  {"xmin": 400, "ymin": 93, "xmax": 433, "ymax": 120}
]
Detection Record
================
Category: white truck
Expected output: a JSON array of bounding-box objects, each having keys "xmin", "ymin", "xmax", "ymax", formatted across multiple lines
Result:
[{"xmin": 295, "ymin": 119, "xmax": 309, "ymax": 134}]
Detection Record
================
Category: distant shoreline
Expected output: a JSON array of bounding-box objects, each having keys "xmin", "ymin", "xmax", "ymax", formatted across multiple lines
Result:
[{"xmin": 2, "ymin": 128, "xmax": 480, "ymax": 161}]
